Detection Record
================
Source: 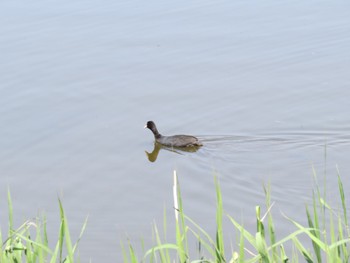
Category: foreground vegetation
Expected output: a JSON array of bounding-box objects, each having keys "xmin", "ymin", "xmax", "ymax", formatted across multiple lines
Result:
[
  {"xmin": 123, "ymin": 169, "xmax": 350, "ymax": 262},
  {"xmin": 0, "ymin": 190, "xmax": 87, "ymax": 263},
  {"xmin": 1, "ymin": 167, "xmax": 349, "ymax": 262}
]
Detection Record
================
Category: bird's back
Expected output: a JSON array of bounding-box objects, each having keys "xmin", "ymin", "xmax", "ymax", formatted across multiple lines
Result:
[{"xmin": 157, "ymin": 134, "xmax": 202, "ymax": 147}]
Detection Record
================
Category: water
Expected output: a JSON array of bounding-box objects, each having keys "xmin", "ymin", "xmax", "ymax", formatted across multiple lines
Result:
[{"xmin": 1, "ymin": 0, "xmax": 350, "ymax": 261}]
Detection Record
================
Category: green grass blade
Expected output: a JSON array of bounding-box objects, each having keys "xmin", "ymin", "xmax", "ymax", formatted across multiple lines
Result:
[
  {"xmin": 187, "ymin": 227, "xmax": 216, "ymax": 258},
  {"xmin": 0, "ymin": 230, "xmax": 3, "ymax": 259},
  {"xmin": 72, "ymin": 215, "xmax": 89, "ymax": 255},
  {"xmin": 50, "ymin": 241, "xmax": 60, "ymax": 263},
  {"xmin": 328, "ymin": 238, "xmax": 350, "ymax": 250},
  {"xmin": 292, "ymin": 237, "xmax": 314, "ymax": 263},
  {"xmin": 337, "ymin": 167, "xmax": 348, "ymax": 227},
  {"xmin": 337, "ymin": 215, "xmax": 349, "ymax": 261},
  {"xmin": 227, "ymin": 215, "xmax": 257, "ymax": 248},
  {"xmin": 239, "ymin": 223, "xmax": 245, "ymax": 261},
  {"xmin": 269, "ymin": 228, "xmax": 310, "ymax": 251},
  {"xmin": 256, "ymin": 231, "xmax": 270, "ymax": 263},
  {"xmin": 14, "ymin": 229, "xmax": 52, "ymax": 255},
  {"xmin": 279, "ymin": 244, "xmax": 289, "ymax": 263},
  {"xmin": 306, "ymin": 204, "xmax": 321, "ymax": 262},
  {"xmin": 255, "ymin": 206, "xmax": 265, "ymax": 238},
  {"xmin": 153, "ymin": 223, "xmax": 167, "ymax": 262},
  {"xmin": 43, "ymin": 215, "xmax": 49, "ymax": 248},
  {"xmin": 128, "ymin": 243, "xmax": 138, "ymax": 263},
  {"xmin": 214, "ymin": 176, "xmax": 225, "ymax": 262},
  {"xmin": 35, "ymin": 221, "xmax": 44, "ymax": 263},
  {"xmin": 7, "ymin": 189, "xmax": 14, "ymax": 241},
  {"xmin": 173, "ymin": 171, "xmax": 188, "ymax": 262},
  {"xmin": 120, "ymin": 240, "xmax": 130, "ymax": 263},
  {"xmin": 175, "ymin": 221, "xmax": 187, "ymax": 262},
  {"xmin": 264, "ymin": 183, "xmax": 276, "ymax": 260},
  {"xmin": 285, "ymin": 215, "xmax": 326, "ymax": 251},
  {"xmin": 144, "ymin": 243, "xmax": 179, "ymax": 260},
  {"xmin": 58, "ymin": 198, "xmax": 74, "ymax": 263}
]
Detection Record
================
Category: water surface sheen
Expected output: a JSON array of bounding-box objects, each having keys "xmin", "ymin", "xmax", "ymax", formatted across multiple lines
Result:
[{"xmin": 1, "ymin": 0, "xmax": 350, "ymax": 261}]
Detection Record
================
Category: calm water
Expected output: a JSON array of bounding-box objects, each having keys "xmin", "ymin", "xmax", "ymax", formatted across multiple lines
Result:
[{"xmin": 1, "ymin": 0, "xmax": 350, "ymax": 261}]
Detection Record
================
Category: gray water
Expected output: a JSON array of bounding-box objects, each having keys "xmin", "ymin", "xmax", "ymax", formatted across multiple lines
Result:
[{"xmin": 1, "ymin": 0, "xmax": 350, "ymax": 261}]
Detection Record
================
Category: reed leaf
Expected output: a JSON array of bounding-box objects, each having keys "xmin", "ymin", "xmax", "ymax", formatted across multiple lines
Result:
[
  {"xmin": 292, "ymin": 237, "xmax": 313, "ymax": 263},
  {"xmin": 214, "ymin": 176, "xmax": 225, "ymax": 262},
  {"xmin": 264, "ymin": 183, "xmax": 276, "ymax": 260},
  {"xmin": 306, "ymin": 203, "xmax": 321, "ymax": 262},
  {"xmin": 7, "ymin": 189, "xmax": 14, "ymax": 243},
  {"xmin": 173, "ymin": 171, "xmax": 188, "ymax": 262},
  {"xmin": 255, "ymin": 231, "xmax": 270, "ymax": 262},
  {"xmin": 227, "ymin": 215, "xmax": 257, "ymax": 248},
  {"xmin": 154, "ymin": 223, "xmax": 167, "ymax": 262},
  {"xmin": 58, "ymin": 198, "xmax": 74, "ymax": 263},
  {"xmin": 337, "ymin": 167, "xmax": 348, "ymax": 228},
  {"xmin": 128, "ymin": 243, "xmax": 138, "ymax": 263}
]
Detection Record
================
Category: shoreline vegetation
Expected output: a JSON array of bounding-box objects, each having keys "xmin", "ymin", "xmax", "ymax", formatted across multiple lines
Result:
[
  {"xmin": 0, "ymin": 191, "xmax": 87, "ymax": 263},
  {"xmin": 1, "ymin": 168, "xmax": 349, "ymax": 262},
  {"xmin": 123, "ymin": 168, "xmax": 350, "ymax": 262}
]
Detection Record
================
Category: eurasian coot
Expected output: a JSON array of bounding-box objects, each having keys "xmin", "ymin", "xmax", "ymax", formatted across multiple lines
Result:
[{"xmin": 144, "ymin": 121, "xmax": 202, "ymax": 147}]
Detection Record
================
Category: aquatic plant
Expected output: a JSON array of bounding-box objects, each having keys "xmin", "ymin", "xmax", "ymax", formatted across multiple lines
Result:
[
  {"xmin": 122, "ymin": 168, "xmax": 350, "ymax": 262},
  {"xmin": 1, "ymin": 166, "xmax": 349, "ymax": 262},
  {"xmin": 0, "ymin": 190, "xmax": 87, "ymax": 263}
]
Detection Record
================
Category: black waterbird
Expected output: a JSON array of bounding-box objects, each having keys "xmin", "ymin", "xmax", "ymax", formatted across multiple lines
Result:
[{"xmin": 144, "ymin": 121, "xmax": 203, "ymax": 147}]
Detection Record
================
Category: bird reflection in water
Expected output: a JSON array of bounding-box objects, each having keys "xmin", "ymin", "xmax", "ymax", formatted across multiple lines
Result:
[{"xmin": 145, "ymin": 142, "xmax": 201, "ymax": 162}]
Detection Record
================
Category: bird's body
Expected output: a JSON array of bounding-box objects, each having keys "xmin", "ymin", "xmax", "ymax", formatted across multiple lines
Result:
[{"xmin": 145, "ymin": 121, "xmax": 203, "ymax": 147}]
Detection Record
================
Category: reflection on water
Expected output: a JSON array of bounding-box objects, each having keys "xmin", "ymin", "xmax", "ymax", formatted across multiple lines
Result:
[{"xmin": 145, "ymin": 142, "xmax": 201, "ymax": 162}]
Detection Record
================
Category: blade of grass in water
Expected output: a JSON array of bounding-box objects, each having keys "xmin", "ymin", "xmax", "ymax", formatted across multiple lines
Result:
[
  {"xmin": 72, "ymin": 216, "xmax": 89, "ymax": 255},
  {"xmin": 227, "ymin": 215, "xmax": 257, "ymax": 248},
  {"xmin": 58, "ymin": 209, "xmax": 65, "ymax": 262},
  {"xmin": 256, "ymin": 206, "xmax": 265, "ymax": 238},
  {"xmin": 239, "ymin": 223, "xmax": 245, "ymax": 261},
  {"xmin": 292, "ymin": 237, "xmax": 313, "ymax": 263},
  {"xmin": 279, "ymin": 245, "xmax": 288, "ymax": 263},
  {"xmin": 58, "ymin": 198, "xmax": 73, "ymax": 263},
  {"xmin": 185, "ymin": 216, "xmax": 217, "ymax": 258},
  {"xmin": 329, "ymin": 209, "xmax": 336, "ymax": 261},
  {"xmin": 306, "ymin": 201, "xmax": 321, "ymax": 262},
  {"xmin": 7, "ymin": 189, "xmax": 13, "ymax": 243},
  {"xmin": 286, "ymin": 215, "xmax": 326, "ymax": 251},
  {"xmin": 50, "ymin": 231, "xmax": 62, "ymax": 262},
  {"xmin": 173, "ymin": 170, "xmax": 188, "ymax": 262},
  {"xmin": 122, "ymin": 168, "xmax": 350, "ymax": 262},
  {"xmin": 264, "ymin": 183, "xmax": 277, "ymax": 261},
  {"xmin": 14, "ymin": 229, "xmax": 52, "ymax": 253},
  {"xmin": 337, "ymin": 166, "xmax": 348, "ymax": 228},
  {"xmin": 35, "ymin": 219, "xmax": 45, "ymax": 263},
  {"xmin": 255, "ymin": 231, "xmax": 269, "ymax": 263},
  {"xmin": 1, "ymin": 194, "xmax": 85, "ymax": 263},
  {"xmin": 42, "ymin": 215, "xmax": 49, "ymax": 258},
  {"xmin": 153, "ymin": 223, "xmax": 168, "ymax": 262},
  {"xmin": 0, "ymin": 230, "xmax": 3, "ymax": 260},
  {"xmin": 128, "ymin": 243, "xmax": 138, "ymax": 263},
  {"xmin": 214, "ymin": 176, "xmax": 225, "ymax": 262},
  {"xmin": 120, "ymin": 241, "xmax": 129, "ymax": 263}
]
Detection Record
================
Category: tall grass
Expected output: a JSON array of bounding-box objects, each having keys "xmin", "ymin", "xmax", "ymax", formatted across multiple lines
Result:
[
  {"xmin": 122, "ymin": 168, "xmax": 350, "ymax": 262},
  {"xmin": 0, "ymin": 190, "xmax": 87, "ymax": 263},
  {"xmin": 1, "ymin": 167, "xmax": 349, "ymax": 262}
]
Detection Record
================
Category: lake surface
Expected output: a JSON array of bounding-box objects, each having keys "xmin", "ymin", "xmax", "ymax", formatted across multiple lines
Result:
[{"xmin": 1, "ymin": 0, "xmax": 350, "ymax": 261}]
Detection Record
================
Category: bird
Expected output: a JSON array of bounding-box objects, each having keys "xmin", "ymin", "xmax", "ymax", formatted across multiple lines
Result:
[{"xmin": 144, "ymin": 121, "xmax": 203, "ymax": 147}]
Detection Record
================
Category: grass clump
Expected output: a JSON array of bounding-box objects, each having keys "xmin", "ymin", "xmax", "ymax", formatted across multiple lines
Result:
[
  {"xmin": 0, "ymin": 190, "xmax": 87, "ymax": 263},
  {"xmin": 122, "ymin": 168, "xmax": 350, "ymax": 262}
]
